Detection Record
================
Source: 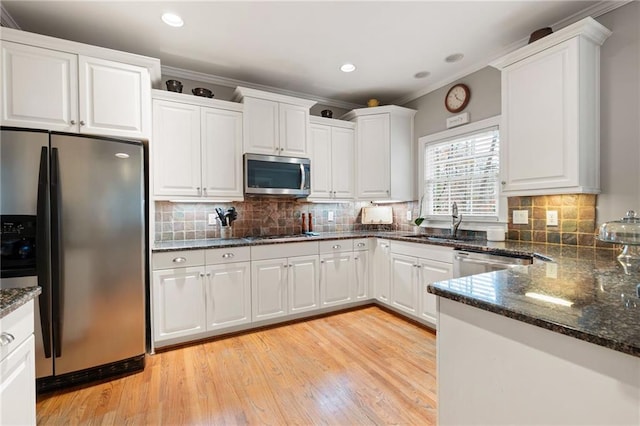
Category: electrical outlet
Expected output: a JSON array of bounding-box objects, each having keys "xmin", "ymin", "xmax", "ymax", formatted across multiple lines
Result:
[
  {"xmin": 546, "ymin": 210, "xmax": 559, "ymax": 226},
  {"xmin": 406, "ymin": 210, "xmax": 412, "ymax": 221},
  {"xmin": 328, "ymin": 211, "xmax": 334, "ymax": 222},
  {"xmin": 208, "ymin": 213, "xmax": 217, "ymax": 225},
  {"xmin": 513, "ymin": 210, "xmax": 529, "ymax": 225}
]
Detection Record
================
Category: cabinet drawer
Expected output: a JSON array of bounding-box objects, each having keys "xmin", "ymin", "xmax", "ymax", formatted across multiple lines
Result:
[
  {"xmin": 390, "ymin": 241, "xmax": 453, "ymax": 264},
  {"xmin": 0, "ymin": 300, "xmax": 34, "ymax": 363},
  {"xmin": 153, "ymin": 250, "xmax": 205, "ymax": 270},
  {"xmin": 205, "ymin": 246, "xmax": 250, "ymax": 264},
  {"xmin": 251, "ymin": 241, "xmax": 318, "ymax": 260},
  {"xmin": 319, "ymin": 239, "xmax": 354, "ymax": 254},
  {"xmin": 353, "ymin": 238, "xmax": 371, "ymax": 251}
]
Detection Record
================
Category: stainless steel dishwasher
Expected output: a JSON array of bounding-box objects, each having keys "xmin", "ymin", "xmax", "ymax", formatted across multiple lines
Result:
[{"xmin": 453, "ymin": 249, "xmax": 533, "ymax": 278}]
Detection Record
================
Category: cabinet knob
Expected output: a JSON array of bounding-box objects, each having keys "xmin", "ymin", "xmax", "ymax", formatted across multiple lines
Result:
[
  {"xmin": 320, "ymin": 260, "xmax": 325, "ymax": 264},
  {"xmin": 70, "ymin": 120, "xmax": 76, "ymax": 125},
  {"xmin": 79, "ymin": 120, "xmax": 86, "ymax": 126},
  {"xmin": 283, "ymin": 264, "xmax": 288, "ymax": 268},
  {"xmin": 386, "ymin": 190, "xmax": 390, "ymax": 194},
  {"xmin": 501, "ymin": 181, "xmax": 506, "ymax": 185},
  {"xmin": 355, "ymin": 257, "xmax": 359, "ymax": 261},
  {"xmin": 357, "ymin": 243, "xmax": 365, "ymax": 247},
  {"xmin": 172, "ymin": 257, "xmax": 187, "ymax": 263},
  {"xmin": 199, "ymin": 272, "xmax": 205, "ymax": 277},
  {"xmin": 203, "ymin": 188, "xmax": 207, "ymax": 193},
  {"xmin": 332, "ymin": 245, "xmax": 341, "ymax": 249},
  {"xmin": 381, "ymin": 244, "xmax": 389, "ymax": 248},
  {"xmin": 206, "ymin": 272, "xmax": 211, "ymax": 276},
  {"xmin": 0, "ymin": 333, "xmax": 15, "ymax": 346},
  {"xmin": 222, "ymin": 253, "xmax": 234, "ymax": 259},
  {"xmin": 280, "ymin": 148, "xmax": 284, "ymax": 152}
]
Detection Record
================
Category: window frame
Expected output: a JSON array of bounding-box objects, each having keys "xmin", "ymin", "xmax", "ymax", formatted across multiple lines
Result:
[{"xmin": 417, "ymin": 116, "xmax": 506, "ymax": 228}]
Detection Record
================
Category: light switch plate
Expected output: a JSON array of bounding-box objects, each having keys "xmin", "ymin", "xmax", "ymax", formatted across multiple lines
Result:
[
  {"xmin": 513, "ymin": 210, "xmax": 529, "ymax": 225},
  {"xmin": 208, "ymin": 213, "xmax": 217, "ymax": 225},
  {"xmin": 406, "ymin": 211, "xmax": 412, "ymax": 221},
  {"xmin": 328, "ymin": 211, "xmax": 334, "ymax": 222},
  {"xmin": 547, "ymin": 210, "xmax": 559, "ymax": 226}
]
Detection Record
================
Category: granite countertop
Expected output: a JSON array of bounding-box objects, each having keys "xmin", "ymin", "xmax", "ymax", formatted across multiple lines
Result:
[
  {"xmin": 153, "ymin": 231, "xmax": 639, "ymax": 358},
  {"xmin": 0, "ymin": 287, "xmax": 42, "ymax": 319},
  {"xmin": 428, "ymin": 248, "xmax": 640, "ymax": 358}
]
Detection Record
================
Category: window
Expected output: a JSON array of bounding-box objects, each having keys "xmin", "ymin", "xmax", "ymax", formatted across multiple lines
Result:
[{"xmin": 419, "ymin": 117, "xmax": 501, "ymax": 221}]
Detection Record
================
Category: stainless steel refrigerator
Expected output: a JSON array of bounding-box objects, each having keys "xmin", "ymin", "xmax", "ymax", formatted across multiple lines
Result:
[{"xmin": 0, "ymin": 127, "xmax": 146, "ymax": 392}]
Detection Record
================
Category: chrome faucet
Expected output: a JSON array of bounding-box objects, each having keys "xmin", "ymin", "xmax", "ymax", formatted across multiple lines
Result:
[{"xmin": 451, "ymin": 202, "xmax": 462, "ymax": 237}]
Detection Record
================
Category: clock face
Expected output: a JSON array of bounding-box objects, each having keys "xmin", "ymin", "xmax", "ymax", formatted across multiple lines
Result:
[{"xmin": 445, "ymin": 84, "xmax": 470, "ymax": 113}]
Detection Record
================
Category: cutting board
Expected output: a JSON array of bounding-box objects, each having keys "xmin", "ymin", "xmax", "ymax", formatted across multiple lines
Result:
[{"xmin": 361, "ymin": 206, "xmax": 393, "ymax": 224}]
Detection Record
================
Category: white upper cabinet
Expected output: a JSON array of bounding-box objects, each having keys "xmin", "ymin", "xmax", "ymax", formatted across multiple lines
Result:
[
  {"xmin": 0, "ymin": 29, "xmax": 159, "ymax": 139},
  {"xmin": 342, "ymin": 105, "xmax": 416, "ymax": 201},
  {"xmin": 492, "ymin": 17, "xmax": 611, "ymax": 196},
  {"xmin": 152, "ymin": 91, "xmax": 244, "ymax": 201},
  {"xmin": 78, "ymin": 56, "xmax": 150, "ymax": 138},
  {"xmin": 309, "ymin": 117, "xmax": 355, "ymax": 200},
  {"xmin": 1, "ymin": 41, "xmax": 78, "ymax": 132},
  {"xmin": 152, "ymin": 99, "xmax": 202, "ymax": 197},
  {"xmin": 234, "ymin": 86, "xmax": 316, "ymax": 156}
]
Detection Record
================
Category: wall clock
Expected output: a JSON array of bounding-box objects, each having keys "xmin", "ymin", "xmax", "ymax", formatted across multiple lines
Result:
[{"xmin": 445, "ymin": 83, "xmax": 471, "ymax": 113}]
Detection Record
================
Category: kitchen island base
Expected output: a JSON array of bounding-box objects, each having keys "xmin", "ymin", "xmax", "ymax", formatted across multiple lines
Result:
[{"xmin": 437, "ymin": 298, "xmax": 640, "ymax": 425}]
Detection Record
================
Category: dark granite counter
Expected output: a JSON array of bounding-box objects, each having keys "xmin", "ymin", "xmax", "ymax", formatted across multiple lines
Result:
[
  {"xmin": 0, "ymin": 287, "xmax": 41, "ymax": 319},
  {"xmin": 428, "ymin": 246, "xmax": 640, "ymax": 358},
  {"xmin": 153, "ymin": 231, "xmax": 638, "ymax": 357}
]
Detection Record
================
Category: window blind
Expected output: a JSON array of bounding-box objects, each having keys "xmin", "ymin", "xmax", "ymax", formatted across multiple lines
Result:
[{"xmin": 424, "ymin": 127, "xmax": 500, "ymax": 219}]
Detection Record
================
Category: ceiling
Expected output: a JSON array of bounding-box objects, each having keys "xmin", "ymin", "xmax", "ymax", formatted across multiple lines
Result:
[{"xmin": 1, "ymin": 1, "xmax": 620, "ymax": 108}]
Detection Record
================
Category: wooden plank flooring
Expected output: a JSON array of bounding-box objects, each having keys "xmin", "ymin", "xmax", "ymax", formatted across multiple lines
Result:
[{"xmin": 36, "ymin": 306, "xmax": 437, "ymax": 425}]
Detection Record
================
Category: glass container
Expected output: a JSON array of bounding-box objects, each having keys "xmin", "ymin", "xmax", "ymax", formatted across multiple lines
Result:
[{"xmin": 597, "ymin": 210, "xmax": 640, "ymax": 274}]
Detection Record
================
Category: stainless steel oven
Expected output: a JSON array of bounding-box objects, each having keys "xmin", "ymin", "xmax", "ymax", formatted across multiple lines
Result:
[{"xmin": 453, "ymin": 249, "xmax": 533, "ymax": 278}]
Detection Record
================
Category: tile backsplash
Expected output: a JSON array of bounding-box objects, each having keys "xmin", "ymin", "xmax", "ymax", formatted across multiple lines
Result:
[
  {"xmin": 154, "ymin": 199, "xmax": 422, "ymax": 241},
  {"xmin": 507, "ymin": 194, "xmax": 606, "ymax": 248}
]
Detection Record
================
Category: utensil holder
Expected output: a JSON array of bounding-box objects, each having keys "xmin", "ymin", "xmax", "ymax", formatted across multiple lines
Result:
[{"xmin": 220, "ymin": 226, "xmax": 232, "ymax": 239}]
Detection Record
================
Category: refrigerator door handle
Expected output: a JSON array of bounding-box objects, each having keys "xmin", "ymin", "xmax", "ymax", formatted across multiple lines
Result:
[
  {"xmin": 50, "ymin": 147, "xmax": 62, "ymax": 358},
  {"xmin": 37, "ymin": 146, "xmax": 52, "ymax": 359}
]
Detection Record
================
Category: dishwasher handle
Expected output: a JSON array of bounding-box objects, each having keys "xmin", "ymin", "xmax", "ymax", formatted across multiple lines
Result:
[{"xmin": 454, "ymin": 255, "xmax": 524, "ymax": 268}]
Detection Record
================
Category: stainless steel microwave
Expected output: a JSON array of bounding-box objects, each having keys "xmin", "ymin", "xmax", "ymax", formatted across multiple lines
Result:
[{"xmin": 244, "ymin": 153, "xmax": 311, "ymax": 197}]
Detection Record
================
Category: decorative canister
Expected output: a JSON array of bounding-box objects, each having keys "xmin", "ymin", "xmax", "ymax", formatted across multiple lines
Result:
[{"xmin": 165, "ymin": 79, "xmax": 183, "ymax": 93}]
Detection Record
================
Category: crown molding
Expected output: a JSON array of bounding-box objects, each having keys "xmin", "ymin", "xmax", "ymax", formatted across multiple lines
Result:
[
  {"xmin": 162, "ymin": 65, "xmax": 364, "ymax": 110},
  {"xmin": 393, "ymin": 0, "xmax": 630, "ymax": 106},
  {"xmin": 0, "ymin": 4, "xmax": 20, "ymax": 29}
]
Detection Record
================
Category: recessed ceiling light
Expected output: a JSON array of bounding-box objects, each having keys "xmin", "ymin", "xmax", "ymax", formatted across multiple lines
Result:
[
  {"xmin": 445, "ymin": 53, "xmax": 464, "ymax": 63},
  {"xmin": 162, "ymin": 12, "xmax": 184, "ymax": 27},
  {"xmin": 414, "ymin": 71, "xmax": 431, "ymax": 79},
  {"xmin": 340, "ymin": 63, "xmax": 356, "ymax": 73}
]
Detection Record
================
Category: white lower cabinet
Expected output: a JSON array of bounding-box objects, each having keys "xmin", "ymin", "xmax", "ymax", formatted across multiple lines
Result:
[
  {"xmin": 373, "ymin": 239, "xmax": 391, "ymax": 302},
  {"xmin": 153, "ymin": 266, "xmax": 206, "ymax": 341},
  {"xmin": 205, "ymin": 262, "xmax": 251, "ymax": 330},
  {"xmin": 0, "ymin": 301, "xmax": 36, "ymax": 426},
  {"xmin": 389, "ymin": 241, "xmax": 453, "ymax": 327},
  {"xmin": 152, "ymin": 247, "xmax": 251, "ymax": 346},
  {"xmin": 319, "ymin": 240, "xmax": 355, "ymax": 307},
  {"xmin": 251, "ymin": 242, "xmax": 320, "ymax": 322}
]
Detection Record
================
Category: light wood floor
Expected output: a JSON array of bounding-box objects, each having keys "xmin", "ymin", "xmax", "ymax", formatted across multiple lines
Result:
[{"xmin": 36, "ymin": 306, "xmax": 437, "ymax": 425}]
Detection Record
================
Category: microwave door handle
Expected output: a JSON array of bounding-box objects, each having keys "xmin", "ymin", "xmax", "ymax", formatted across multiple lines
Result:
[{"xmin": 300, "ymin": 163, "xmax": 306, "ymax": 190}]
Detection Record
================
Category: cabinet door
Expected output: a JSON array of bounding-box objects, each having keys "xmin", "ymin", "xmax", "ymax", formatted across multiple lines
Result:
[
  {"xmin": 320, "ymin": 253, "xmax": 353, "ymax": 307},
  {"xmin": 152, "ymin": 267, "xmax": 206, "ymax": 342},
  {"xmin": 390, "ymin": 253, "xmax": 418, "ymax": 315},
  {"xmin": 1, "ymin": 41, "xmax": 78, "ymax": 132},
  {"xmin": 243, "ymin": 97, "xmax": 279, "ymax": 155},
  {"xmin": 0, "ymin": 335, "xmax": 35, "ymax": 426},
  {"xmin": 78, "ymin": 56, "xmax": 150, "ymax": 138},
  {"xmin": 205, "ymin": 262, "xmax": 251, "ymax": 330},
  {"xmin": 418, "ymin": 258, "xmax": 453, "ymax": 326},
  {"xmin": 251, "ymin": 258, "xmax": 287, "ymax": 321},
  {"xmin": 331, "ymin": 126, "xmax": 355, "ymax": 199},
  {"xmin": 201, "ymin": 107, "xmax": 243, "ymax": 199},
  {"xmin": 288, "ymin": 255, "xmax": 319, "ymax": 314},
  {"xmin": 353, "ymin": 250, "xmax": 369, "ymax": 300},
  {"xmin": 152, "ymin": 99, "xmax": 202, "ymax": 197},
  {"xmin": 373, "ymin": 239, "xmax": 391, "ymax": 303},
  {"xmin": 356, "ymin": 113, "xmax": 390, "ymax": 199},
  {"xmin": 309, "ymin": 124, "xmax": 332, "ymax": 199},
  {"xmin": 279, "ymin": 103, "xmax": 308, "ymax": 157},
  {"xmin": 501, "ymin": 39, "xmax": 579, "ymax": 194}
]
